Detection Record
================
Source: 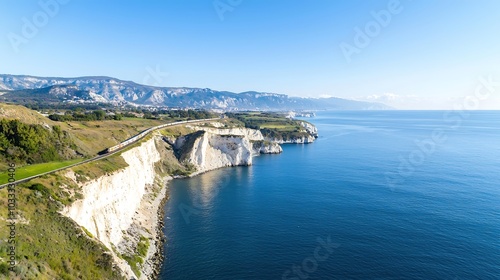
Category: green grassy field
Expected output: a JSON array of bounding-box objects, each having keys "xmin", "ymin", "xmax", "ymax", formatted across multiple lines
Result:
[
  {"xmin": 0, "ymin": 159, "xmax": 85, "ymax": 185},
  {"xmin": 228, "ymin": 112, "xmax": 302, "ymax": 130},
  {"xmin": 259, "ymin": 123, "xmax": 299, "ymax": 131}
]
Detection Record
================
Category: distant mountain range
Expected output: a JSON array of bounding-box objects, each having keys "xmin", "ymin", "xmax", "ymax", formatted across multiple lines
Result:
[{"xmin": 0, "ymin": 74, "xmax": 391, "ymax": 110}]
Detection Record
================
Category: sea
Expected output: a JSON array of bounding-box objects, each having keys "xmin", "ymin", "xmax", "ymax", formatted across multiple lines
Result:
[{"xmin": 159, "ymin": 111, "xmax": 500, "ymax": 280}]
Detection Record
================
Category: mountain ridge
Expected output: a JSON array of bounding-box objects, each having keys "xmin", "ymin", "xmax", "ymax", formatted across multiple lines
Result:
[{"xmin": 0, "ymin": 74, "xmax": 392, "ymax": 110}]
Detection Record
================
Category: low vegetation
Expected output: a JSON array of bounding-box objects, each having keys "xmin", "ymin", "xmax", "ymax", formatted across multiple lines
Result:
[
  {"xmin": 48, "ymin": 108, "xmax": 216, "ymax": 123},
  {"xmin": 156, "ymin": 128, "xmax": 199, "ymax": 177},
  {"xmin": 0, "ymin": 174, "xmax": 123, "ymax": 279},
  {"xmin": 141, "ymin": 109, "xmax": 217, "ymax": 120},
  {"xmin": 72, "ymin": 156, "xmax": 128, "ymax": 183},
  {"xmin": 48, "ymin": 110, "xmax": 122, "ymax": 122},
  {"xmin": 121, "ymin": 235, "xmax": 150, "ymax": 278},
  {"xmin": 225, "ymin": 112, "xmax": 311, "ymax": 139}
]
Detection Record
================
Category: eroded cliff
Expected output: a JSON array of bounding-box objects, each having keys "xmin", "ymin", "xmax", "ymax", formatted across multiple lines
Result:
[
  {"xmin": 62, "ymin": 137, "xmax": 166, "ymax": 279},
  {"xmin": 176, "ymin": 126, "xmax": 283, "ymax": 174},
  {"xmin": 60, "ymin": 123, "xmax": 316, "ymax": 279}
]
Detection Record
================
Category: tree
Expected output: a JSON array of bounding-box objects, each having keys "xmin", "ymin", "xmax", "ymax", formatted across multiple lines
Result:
[
  {"xmin": 0, "ymin": 119, "xmax": 75, "ymax": 164},
  {"xmin": 93, "ymin": 110, "xmax": 106, "ymax": 120},
  {"xmin": 0, "ymin": 134, "xmax": 10, "ymax": 152},
  {"xmin": 74, "ymin": 107, "xmax": 85, "ymax": 113}
]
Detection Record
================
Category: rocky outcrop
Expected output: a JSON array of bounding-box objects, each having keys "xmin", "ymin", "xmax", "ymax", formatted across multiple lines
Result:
[
  {"xmin": 185, "ymin": 125, "xmax": 283, "ymax": 155},
  {"xmin": 286, "ymin": 111, "xmax": 316, "ymax": 118},
  {"xmin": 260, "ymin": 121, "xmax": 318, "ymax": 144},
  {"xmin": 178, "ymin": 131, "xmax": 254, "ymax": 174},
  {"xmin": 300, "ymin": 121, "xmax": 318, "ymax": 138},
  {"xmin": 252, "ymin": 141, "xmax": 283, "ymax": 154}
]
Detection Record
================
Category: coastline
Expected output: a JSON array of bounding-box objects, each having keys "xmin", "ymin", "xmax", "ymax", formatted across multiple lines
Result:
[
  {"xmin": 143, "ymin": 176, "xmax": 173, "ymax": 279},
  {"xmin": 149, "ymin": 143, "xmax": 315, "ymax": 279},
  {"xmin": 147, "ymin": 176, "xmax": 171, "ymax": 280},
  {"xmin": 136, "ymin": 125, "xmax": 319, "ymax": 279}
]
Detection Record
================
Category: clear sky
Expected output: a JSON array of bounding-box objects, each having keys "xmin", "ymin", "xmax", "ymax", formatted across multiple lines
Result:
[{"xmin": 1, "ymin": 0, "xmax": 500, "ymax": 109}]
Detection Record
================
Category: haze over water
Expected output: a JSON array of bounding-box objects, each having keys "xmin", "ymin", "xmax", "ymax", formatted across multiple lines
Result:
[{"xmin": 160, "ymin": 111, "xmax": 500, "ymax": 279}]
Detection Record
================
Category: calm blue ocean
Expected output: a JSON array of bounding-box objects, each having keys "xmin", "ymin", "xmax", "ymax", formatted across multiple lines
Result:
[{"xmin": 159, "ymin": 111, "xmax": 500, "ymax": 280}]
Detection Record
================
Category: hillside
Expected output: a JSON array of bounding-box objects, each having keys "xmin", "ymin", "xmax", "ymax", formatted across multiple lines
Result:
[
  {"xmin": 0, "ymin": 106, "xmax": 215, "ymax": 279},
  {"xmin": 0, "ymin": 103, "xmax": 179, "ymax": 157},
  {"xmin": 0, "ymin": 103, "xmax": 193, "ymax": 184},
  {"xmin": 0, "ymin": 104, "xmax": 319, "ymax": 279},
  {"xmin": 0, "ymin": 74, "xmax": 391, "ymax": 110},
  {"xmin": 0, "ymin": 103, "xmax": 56, "ymax": 126}
]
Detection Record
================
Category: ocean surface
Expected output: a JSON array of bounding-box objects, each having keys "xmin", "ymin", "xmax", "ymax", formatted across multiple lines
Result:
[{"xmin": 159, "ymin": 111, "xmax": 500, "ymax": 280}]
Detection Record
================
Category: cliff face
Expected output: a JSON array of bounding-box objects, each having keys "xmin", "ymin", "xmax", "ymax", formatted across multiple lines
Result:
[
  {"xmin": 177, "ymin": 126, "xmax": 283, "ymax": 174},
  {"xmin": 59, "ymin": 123, "xmax": 316, "ymax": 279},
  {"xmin": 300, "ymin": 121, "xmax": 318, "ymax": 137},
  {"xmin": 178, "ymin": 131, "xmax": 254, "ymax": 174},
  {"xmin": 62, "ymin": 138, "xmax": 164, "ymax": 279},
  {"xmin": 62, "ymin": 139, "xmax": 160, "ymax": 247},
  {"xmin": 252, "ymin": 140, "xmax": 283, "ymax": 154},
  {"xmin": 60, "ymin": 127, "xmax": 280, "ymax": 279}
]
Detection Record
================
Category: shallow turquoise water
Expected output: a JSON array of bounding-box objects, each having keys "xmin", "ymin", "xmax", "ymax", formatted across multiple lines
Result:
[{"xmin": 160, "ymin": 111, "xmax": 500, "ymax": 279}]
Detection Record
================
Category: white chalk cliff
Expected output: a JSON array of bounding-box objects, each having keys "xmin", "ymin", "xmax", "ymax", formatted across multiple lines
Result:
[
  {"xmin": 179, "ymin": 126, "xmax": 283, "ymax": 174},
  {"xmin": 300, "ymin": 121, "xmax": 318, "ymax": 137},
  {"xmin": 60, "ymin": 124, "xmax": 315, "ymax": 279},
  {"xmin": 252, "ymin": 140, "xmax": 283, "ymax": 154},
  {"xmin": 62, "ymin": 138, "xmax": 163, "ymax": 279},
  {"xmin": 179, "ymin": 131, "xmax": 253, "ymax": 174},
  {"xmin": 63, "ymin": 139, "xmax": 160, "ymax": 247}
]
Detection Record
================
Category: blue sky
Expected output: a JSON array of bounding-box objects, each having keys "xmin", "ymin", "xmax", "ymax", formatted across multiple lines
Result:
[{"xmin": 1, "ymin": 0, "xmax": 500, "ymax": 109}]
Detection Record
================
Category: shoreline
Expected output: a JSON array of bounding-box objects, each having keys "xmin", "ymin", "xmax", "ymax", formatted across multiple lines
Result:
[
  {"xmin": 148, "ymin": 177, "xmax": 170, "ymax": 280},
  {"xmin": 146, "ymin": 128, "xmax": 319, "ymax": 279},
  {"xmin": 143, "ymin": 176, "xmax": 175, "ymax": 279}
]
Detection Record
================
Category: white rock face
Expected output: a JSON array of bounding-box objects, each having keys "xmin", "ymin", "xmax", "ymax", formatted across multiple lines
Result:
[
  {"xmin": 252, "ymin": 141, "xmax": 283, "ymax": 154},
  {"xmin": 62, "ymin": 138, "xmax": 160, "ymax": 251},
  {"xmin": 178, "ymin": 127, "xmax": 288, "ymax": 174},
  {"xmin": 182, "ymin": 131, "xmax": 254, "ymax": 174},
  {"xmin": 300, "ymin": 121, "xmax": 318, "ymax": 137}
]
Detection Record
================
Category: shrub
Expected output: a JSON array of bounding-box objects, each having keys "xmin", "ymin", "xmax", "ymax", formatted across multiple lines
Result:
[
  {"xmin": 28, "ymin": 183, "xmax": 49, "ymax": 194},
  {"xmin": 0, "ymin": 262, "xmax": 9, "ymax": 275}
]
